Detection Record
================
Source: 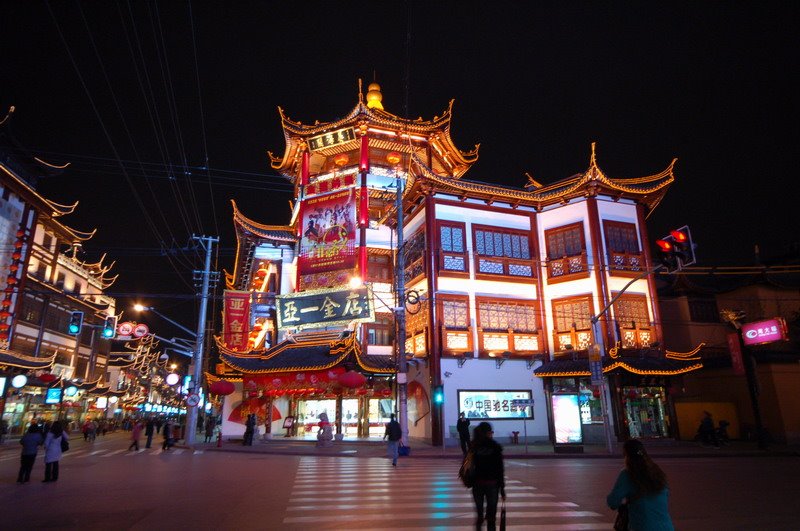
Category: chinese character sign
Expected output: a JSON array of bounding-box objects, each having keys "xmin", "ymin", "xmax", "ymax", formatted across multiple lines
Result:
[
  {"xmin": 458, "ymin": 390, "xmax": 533, "ymax": 420},
  {"xmin": 307, "ymin": 127, "xmax": 357, "ymax": 152},
  {"xmin": 741, "ymin": 318, "xmax": 788, "ymax": 346},
  {"xmin": 276, "ymin": 286, "xmax": 374, "ymax": 330},
  {"xmin": 298, "ymin": 188, "xmax": 358, "ymax": 278},
  {"xmin": 223, "ymin": 290, "xmax": 251, "ymax": 350}
]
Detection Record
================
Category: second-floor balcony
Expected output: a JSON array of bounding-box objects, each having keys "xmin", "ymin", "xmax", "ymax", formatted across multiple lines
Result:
[
  {"xmin": 608, "ymin": 251, "xmax": 645, "ymax": 276},
  {"xmin": 553, "ymin": 326, "xmax": 594, "ymax": 352},
  {"xmin": 547, "ymin": 252, "xmax": 589, "ymax": 282},
  {"xmin": 478, "ymin": 328, "xmax": 543, "ymax": 355}
]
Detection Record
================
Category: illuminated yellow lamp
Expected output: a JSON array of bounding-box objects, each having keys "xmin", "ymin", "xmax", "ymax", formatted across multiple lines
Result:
[
  {"xmin": 386, "ymin": 151, "xmax": 401, "ymax": 166},
  {"xmin": 366, "ymin": 82, "xmax": 384, "ymax": 110},
  {"xmin": 349, "ymin": 276, "xmax": 363, "ymax": 289},
  {"xmin": 333, "ymin": 153, "xmax": 349, "ymax": 167}
]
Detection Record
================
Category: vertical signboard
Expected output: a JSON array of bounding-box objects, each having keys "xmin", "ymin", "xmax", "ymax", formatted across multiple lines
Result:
[
  {"xmin": 552, "ymin": 394, "xmax": 583, "ymax": 444},
  {"xmin": 223, "ymin": 290, "xmax": 251, "ymax": 351},
  {"xmin": 298, "ymin": 188, "xmax": 358, "ymax": 291},
  {"xmin": 727, "ymin": 332, "xmax": 746, "ymax": 376}
]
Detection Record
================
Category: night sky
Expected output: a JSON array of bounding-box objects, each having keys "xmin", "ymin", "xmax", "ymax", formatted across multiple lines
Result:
[{"xmin": 2, "ymin": 2, "xmax": 798, "ymax": 334}]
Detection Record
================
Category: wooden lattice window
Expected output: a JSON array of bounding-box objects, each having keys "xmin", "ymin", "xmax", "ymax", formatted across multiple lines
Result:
[
  {"xmin": 477, "ymin": 300, "xmax": 539, "ymax": 332},
  {"xmin": 552, "ymin": 296, "xmax": 593, "ymax": 332},
  {"xmin": 545, "ymin": 222, "xmax": 585, "ymax": 259},
  {"xmin": 613, "ymin": 294, "xmax": 650, "ymax": 328},
  {"xmin": 441, "ymin": 298, "xmax": 469, "ymax": 329},
  {"xmin": 604, "ymin": 221, "xmax": 640, "ymax": 254},
  {"xmin": 438, "ymin": 221, "xmax": 467, "ymax": 272}
]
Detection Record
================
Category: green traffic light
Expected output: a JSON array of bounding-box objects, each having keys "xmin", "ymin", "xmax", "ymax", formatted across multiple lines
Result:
[
  {"xmin": 68, "ymin": 324, "xmax": 80, "ymax": 334},
  {"xmin": 102, "ymin": 328, "xmax": 114, "ymax": 338}
]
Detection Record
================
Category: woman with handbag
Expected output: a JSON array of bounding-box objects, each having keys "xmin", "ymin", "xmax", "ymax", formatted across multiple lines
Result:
[
  {"xmin": 470, "ymin": 422, "xmax": 506, "ymax": 531},
  {"xmin": 42, "ymin": 421, "xmax": 68, "ymax": 483},
  {"xmin": 607, "ymin": 439, "xmax": 674, "ymax": 530}
]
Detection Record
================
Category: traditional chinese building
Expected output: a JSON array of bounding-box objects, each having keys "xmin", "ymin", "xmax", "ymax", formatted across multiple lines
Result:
[
  {"xmin": 1, "ymin": 107, "xmax": 120, "ymax": 434},
  {"xmin": 214, "ymin": 83, "xmax": 703, "ymax": 445}
]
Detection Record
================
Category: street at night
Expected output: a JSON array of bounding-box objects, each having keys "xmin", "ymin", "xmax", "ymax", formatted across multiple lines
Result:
[{"xmin": 1, "ymin": 433, "xmax": 799, "ymax": 530}]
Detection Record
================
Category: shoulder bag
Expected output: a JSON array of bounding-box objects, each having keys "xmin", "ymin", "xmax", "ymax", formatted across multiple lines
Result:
[
  {"xmin": 60, "ymin": 435, "xmax": 69, "ymax": 452},
  {"xmin": 613, "ymin": 502, "xmax": 628, "ymax": 531}
]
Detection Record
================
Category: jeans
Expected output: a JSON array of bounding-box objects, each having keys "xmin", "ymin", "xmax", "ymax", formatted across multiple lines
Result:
[
  {"xmin": 472, "ymin": 483, "xmax": 499, "ymax": 530},
  {"xmin": 44, "ymin": 461, "xmax": 60, "ymax": 482},
  {"xmin": 387, "ymin": 440, "xmax": 399, "ymax": 465},
  {"xmin": 18, "ymin": 454, "xmax": 35, "ymax": 482}
]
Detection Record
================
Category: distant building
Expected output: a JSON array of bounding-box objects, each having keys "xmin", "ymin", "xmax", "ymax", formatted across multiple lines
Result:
[
  {"xmin": 0, "ymin": 107, "xmax": 119, "ymax": 434},
  {"xmin": 213, "ymin": 83, "xmax": 703, "ymax": 445}
]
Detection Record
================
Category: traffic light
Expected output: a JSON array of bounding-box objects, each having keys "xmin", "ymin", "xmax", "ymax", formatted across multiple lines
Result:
[
  {"xmin": 655, "ymin": 225, "xmax": 696, "ymax": 273},
  {"xmin": 102, "ymin": 315, "xmax": 117, "ymax": 339},
  {"xmin": 432, "ymin": 384, "xmax": 444, "ymax": 405},
  {"xmin": 67, "ymin": 311, "xmax": 84, "ymax": 335}
]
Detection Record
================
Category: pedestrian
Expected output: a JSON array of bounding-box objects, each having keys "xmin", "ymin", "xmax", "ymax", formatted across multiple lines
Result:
[
  {"xmin": 17, "ymin": 424, "xmax": 44, "ymax": 483},
  {"xmin": 697, "ymin": 411, "xmax": 719, "ymax": 448},
  {"xmin": 383, "ymin": 413, "xmax": 402, "ymax": 467},
  {"xmin": 155, "ymin": 418, "xmax": 163, "ymax": 434},
  {"xmin": 457, "ymin": 412, "xmax": 471, "ymax": 456},
  {"xmin": 1, "ymin": 418, "xmax": 8, "ymax": 444},
  {"xmin": 42, "ymin": 421, "xmax": 68, "ymax": 483},
  {"xmin": 162, "ymin": 418, "xmax": 173, "ymax": 450},
  {"xmin": 82, "ymin": 419, "xmax": 91, "ymax": 441},
  {"xmin": 204, "ymin": 416, "xmax": 216, "ymax": 443},
  {"xmin": 129, "ymin": 420, "xmax": 144, "ymax": 451},
  {"xmin": 469, "ymin": 422, "xmax": 505, "ymax": 531},
  {"xmin": 243, "ymin": 414, "xmax": 256, "ymax": 446},
  {"xmin": 607, "ymin": 439, "xmax": 674, "ymax": 531},
  {"xmin": 145, "ymin": 418, "xmax": 155, "ymax": 448}
]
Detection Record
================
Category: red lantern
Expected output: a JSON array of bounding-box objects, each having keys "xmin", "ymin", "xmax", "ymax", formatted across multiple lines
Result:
[
  {"xmin": 6, "ymin": 276, "xmax": 17, "ymax": 285},
  {"xmin": 4, "ymin": 287, "xmax": 13, "ymax": 294},
  {"xmin": 592, "ymin": 388, "xmax": 601, "ymax": 399},
  {"xmin": 338, "ymin": 370, "xmax": 366, "ymax": 389},
  {"xmin": 248, "ymin": 391, "xmax": 259, "ymax": 398},
  {"xmin": 386, "ymin": 151, "xmax": 402, "ymax": 166},
  {"xmin": 209, "ymin": 380, "xmax": 236, "ymax": 396},
  {"xmin": 380, "ymin": 388, "xmax": 392, "ymax": 397},
  {"xmin": 256, "ymin": 268, "xmax": 268, "ymax": 279},
  {"xmin": 11, "ymin": 252, "xmax": 21, "ymax": 260},
  {"xmin": 0, "ymin": 323, "xmax": 9, "ymax": 331},
  {"xmin": 39, "ymin": 373, "xmax": 57, "ymax": 383},
  {"xmin": 13, "ymin": 242, "xmax": 23, "ymax": 249},
  {"xmin": 15, "ymin": 230, "xmax": 25, "ymax": 238},
  {"xmin": 0, "ymin": 332, "xmax": 7, "ymax": 340},
  {"xmin": 9, "ymin": 264, "xmax": 19, "ymax": 272},
  {"xmin": 333, "ymin": 153, "xmax": 349, "ymax": 167},
  {"xmin": 1, "ymin": 299, "xmax": 11, "ymax": 307},
  {"xmin": 356, "ymin": 388, "xmax": 368, "ymax": 396},
  {"xmin": 0, "ymin": 310, "xmax": 10, "ymax": 318}
]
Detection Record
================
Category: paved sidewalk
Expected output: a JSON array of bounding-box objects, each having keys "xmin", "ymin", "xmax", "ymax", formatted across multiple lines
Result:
[{"xmin": 194, "ymin": 435, "xmax": 800, "ymax": 459}]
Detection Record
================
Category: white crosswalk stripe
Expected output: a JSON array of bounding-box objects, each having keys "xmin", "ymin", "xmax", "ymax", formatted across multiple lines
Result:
[{"xmin": 286, "ymin": 457, "xmax": 611, "ymax": 529}]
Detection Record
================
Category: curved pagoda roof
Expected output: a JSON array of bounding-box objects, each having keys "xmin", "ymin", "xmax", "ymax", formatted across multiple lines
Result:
[
  {"xmin": 409, "ymin": 142, "xmax": 675, "ymax": 217},
  {"xmin": 268, "ymin": 82, "xmax": 479, "ymax": 183}
]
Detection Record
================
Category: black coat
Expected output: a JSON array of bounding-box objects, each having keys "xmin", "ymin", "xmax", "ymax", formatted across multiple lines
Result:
[
  {"xmin": 457, "ymin": 418, "xmax": 471, "ymax": 439},
  {"xmin": 472, "ymin": 438, "xmax": 505, "ymax": 489}
]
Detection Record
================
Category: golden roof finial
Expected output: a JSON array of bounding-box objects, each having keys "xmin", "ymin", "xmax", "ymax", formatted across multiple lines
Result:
[
  {"xmin": 366, "ymin": 82, "xmax": 384, "ymax": 110},
  {"xmin": 590, "ymin": 142, "xmax": 598, "ymax": 167},
  {"xmin": 358, "ymin": 78, "xmax": 363, "ymax": 104}
]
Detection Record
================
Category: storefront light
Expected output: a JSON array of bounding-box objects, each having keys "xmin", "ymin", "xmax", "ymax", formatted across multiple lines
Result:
[
  {"xmin": 109, "ymin": 396, "xmax": 119, "ymax": 404},
  {"xmin": 65, "ymin": 386, "xmax": 78, "ymax": 397},
  {"xmin": 11, "ymin": 374, "xmax": 27, "ymax": 388},
  {"xmin": 166, "ymin": 373, "xmax": 180, "ymax": 386}
]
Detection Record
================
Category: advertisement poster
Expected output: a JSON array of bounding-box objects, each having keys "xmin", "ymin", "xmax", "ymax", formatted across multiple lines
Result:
[
  {"xmin": 45, "ymin": 388, "xmax": 62, "ymax": 405},
  {"xmin": 552, "ymin": 394, "xmax": 583, "ymax": 444},
  {"xmin": 298, "ymin": 188, "xmax": 357, "ymax": 278},
  {"xmin": 458, "ymin": 390, "xmax": 533, "ymax": 420},
  {"xmin": 223, "ymin": 290, "xmax": 251, "ymax": 351}
]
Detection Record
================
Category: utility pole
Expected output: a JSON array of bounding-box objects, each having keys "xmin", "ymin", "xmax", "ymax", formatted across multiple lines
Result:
[
  {"xmin": 394, "ymin": 170, "xmax": 409, "ymax": 444},
  {"xmin": 185, "ymin": 234, "xmax": 218, "ymax": 446}
]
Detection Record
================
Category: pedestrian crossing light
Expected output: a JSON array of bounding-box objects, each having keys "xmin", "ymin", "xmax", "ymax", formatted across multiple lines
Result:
[
  {"xmin": 433, "ymin": 385, "xmax": 444, "ymax": 405},
  {"xmin": 68, "ymin": 311, "xmax": 84, "ymax": 335},
  {"xmin": 655, "ymin": 225, "xmax": 696, "ymax": 273},
  {"xmin": 102, "ymin": 315, "xmax": 117, "ymax": 339}
]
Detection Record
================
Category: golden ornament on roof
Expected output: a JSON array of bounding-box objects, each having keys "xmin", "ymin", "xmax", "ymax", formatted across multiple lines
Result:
[{"xmin": 366, "ymin": 82, "xmax": 384, "ymax": 110}]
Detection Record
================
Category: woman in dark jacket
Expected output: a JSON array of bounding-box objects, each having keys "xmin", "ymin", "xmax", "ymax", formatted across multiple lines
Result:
[
  {"xmin": 18, "ymin": 424, "xmax": 43, "ymax": 483},
  {"xmin": 470, "ymin": 422, "xmax": 506, "ymax": 530}
]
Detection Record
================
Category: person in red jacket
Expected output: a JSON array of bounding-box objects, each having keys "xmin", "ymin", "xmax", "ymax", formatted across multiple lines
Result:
[{"xmin": 128, "ymin": 420, "xmax": 144, "ymax": 451}]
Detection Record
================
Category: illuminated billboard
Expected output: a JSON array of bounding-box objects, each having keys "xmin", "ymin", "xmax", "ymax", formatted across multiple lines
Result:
[
  {"xmin": 741, "ymin": 318, "xmax": 788, "ymax": 346},
  {"xmin": 45, "ymin": 388, "xmax": 62, "ymax": 405},
  {"xmin": 552, "ymin": 394, "xmax": 583, "ymax": 444},
  {"xmin": 458, "ymin": 390, "xmax": 533, "ymax": 420}
]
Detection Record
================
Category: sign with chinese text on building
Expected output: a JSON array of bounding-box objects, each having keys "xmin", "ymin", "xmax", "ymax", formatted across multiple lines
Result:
[
  {"xmin": 276, "ymin": 286, "xmax": 374, "ymax": 330},
  {"xmin": 727, "ymin": 332, "xmax": 746, "ymax": 376},
  {"xmin": 741, "ymin": 317, "xmax": 788, "ymax": 346},
  {"xmin": 458, "ymin": 390, "xmax": 534, "ymax": 420},
  {"xmin": 307, "ymin": 127, "xmax": 357, "ymax": 152},
  {"xmin": 223, "ymin": 290, "xmax": 252, "ymax": 350},
  {"xmin": 298, "ymin": 188, "xmax": 358, "ymax": 291}
]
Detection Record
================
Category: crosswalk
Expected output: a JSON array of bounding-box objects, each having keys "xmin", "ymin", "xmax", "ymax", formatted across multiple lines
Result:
[
  {"xmin": 285, "ymin": 456, "xmax": 610, "ymax": 530},
  {"xmin": 0, "ymin": 447, "xmax": 204, "ymax": 462}
]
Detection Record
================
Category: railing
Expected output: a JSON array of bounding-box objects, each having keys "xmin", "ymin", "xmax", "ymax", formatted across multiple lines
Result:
[
  {"xmin": 474, "ymin": 256, "xmax": 536, "ymax": 279},
  {"xmin": 552, "ymin": 326, "xmax": 594, "ymax": 351},
  {"xmin": 608, "ymin": 251, "xmax": 644, "ymax": 274},
  {"xmin": 547, "ymin": 252, "xmax": 588, "ymax": 280},
  {"xmin": 619, "ymin": 326, "xmax": 654, "ymax": 348},
  {"xmin": 478, "ymin": 328, "xmax": 542, "ymax": 354},
  {"xmin": 439, "ymin": 250, "xmax": 468, "ymax": 273}
]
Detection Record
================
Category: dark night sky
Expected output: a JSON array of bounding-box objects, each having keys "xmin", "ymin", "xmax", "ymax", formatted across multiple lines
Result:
[{"xmin": 1, "ymin": 1, "xmax": 798, "ymax": 333}]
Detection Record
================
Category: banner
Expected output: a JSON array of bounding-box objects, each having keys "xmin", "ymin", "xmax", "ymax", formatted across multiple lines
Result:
[
  {"xmin": 244, "ymin": 367, "xmax": 346, "ymax": 392},
  {"xmin": 298, "ymin": 188, "xmax": 358, "ymax": 279},
  {"xmin": 727, "ymin": 332, "xmax": 746, "ymax": 376},
  {"xmin": 223, "ymin": 290, "xmax": 251, "ymax": 351},
  {"xmin": 276, "ymin": 286, "xmax": 374, "ymax": 330}
]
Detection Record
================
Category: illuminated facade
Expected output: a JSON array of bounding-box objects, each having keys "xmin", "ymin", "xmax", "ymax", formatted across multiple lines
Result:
[{"xmin": 215, "ymin": 83, "xmax": 702, "ymax": 444}]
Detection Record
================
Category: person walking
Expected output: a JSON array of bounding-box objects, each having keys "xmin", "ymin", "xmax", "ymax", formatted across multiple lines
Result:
[
  {"xmin": 470, "ymin": 422, "xmax": 505, "ymax": 531},
  {"xmin": 162, "ymin": 418, "xmax": 173, "ymax": 450},
  {"xmin": 697, "ymin": 411, "xmax": 720, "ymax": 448},
  {"xmin": 145, "ymin": 418, "xmax": 155, "ymax": 449},
  {"xmin": 457, "ymin": 412, "xmax": 471, "ymax": 456},
  {"xmin": 383, "ymin": 413, "xmax": 402, "ymax": 467},
  {"xmin": 204, "ymin": 416, "xmax": 216, "ymax": 443},
  {"xmin": 17, "ymin": 424, "xmax": 44, "ymax": 483},
  {"xmin": 42, "ymin": 421, "xmax": 67, "ymax": 483},
  {"xmin": 128, "ymin": 420, "xmax": 144, "ymax": 451},
  {"xmin": 607, "ymin": 439, "xmax": 674, "ymax": 531}
]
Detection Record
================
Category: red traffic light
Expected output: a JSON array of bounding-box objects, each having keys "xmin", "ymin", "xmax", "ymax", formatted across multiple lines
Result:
[
  {"xmin": 655, "ymin": 239, "xmax": 673, "ymax": 252},
  {"xmin": 670, "ymin": 230, "xmax": 688, "ymax": 243}
]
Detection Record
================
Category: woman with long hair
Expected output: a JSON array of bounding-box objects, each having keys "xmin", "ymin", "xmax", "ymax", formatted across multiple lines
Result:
[
  {"xmin": 43, "ymin": 420, "xmax": 68, "ymax": 483},
  {"xmin": 470, "ymin": 422, "xmax": 506, "ymax": 531},
  {"xmin": 607, "ymin": 439, "xmax": 674, "ymax": 530}
]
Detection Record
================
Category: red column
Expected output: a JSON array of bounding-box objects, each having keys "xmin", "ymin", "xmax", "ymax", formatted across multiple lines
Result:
[{"xmin": 358, "ymin": 133, "xmax": 369, "ymax": 280}]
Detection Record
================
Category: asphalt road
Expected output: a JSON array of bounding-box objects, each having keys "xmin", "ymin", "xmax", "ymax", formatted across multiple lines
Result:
[{"xmin": 1, "ymin": 432, "xmax": 797, "ymax": 530}]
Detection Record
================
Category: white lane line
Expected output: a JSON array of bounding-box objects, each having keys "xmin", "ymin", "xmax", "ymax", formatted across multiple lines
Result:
[
  {"xmin": 291, "ymin": 486, "xmax": 536, "ymax": 495},
  {"xmin": 291, "ymin": 479, "xmax": 523, "ymax": 487},
  {"xmin": 193, "ymin": 450, "xmax": 204, "ymax": 455},
  {"xmin": 289, "ymin": 493, "xmax": 554, "ymax": 503},
  {"xmin": 284, "ymin": 511, "xmax": 602, "ymax": 524},
  {"xmin": 89, "ymin": 450, "xmax": 106, "ymax": 455},
  {"xmin": 102, "ymin": 450, "xmax": 126, "ymax": 457},
  {"xmin": 287, "ymin": 501, "xmax": 578, "ymax": 511},
  {"xmin": 369, "ymin": 525, "xmax": 610, "ymax": 531},
  {"xmin": 172, "ymin": 449, "xmax": 184, "ymax": 455},
  {"xmin": 151, "ymin": 449, "xmax": 163, "ymax": 455}
]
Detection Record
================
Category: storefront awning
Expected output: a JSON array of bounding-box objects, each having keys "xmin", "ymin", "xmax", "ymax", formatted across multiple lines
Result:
[{"xmin": 534, "ymin": 356, "xmax": 703, "ymax": 377}]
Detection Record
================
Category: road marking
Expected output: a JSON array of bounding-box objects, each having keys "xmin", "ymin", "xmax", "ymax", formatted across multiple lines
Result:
[
  {"xmin": 283, "ymin": 511, "xmax": 602, "ymax": 524},
  {"xmin": 289, "ymin": 492, "xmax": 555, "ymax": 503},
  {"xmin": 287, "ymin": 501, "xmax": 578, "ymax": 511},
  {"xmin": 193, "ymin": 450, "xmax": 204, "ymax": 455},
  {"xmin": 102, "ymin": 450, "xmax": 126, "ymax": 457},
  {"xmin": 172, "ymin": 449, "xmax": 184, "ymax": 455}
]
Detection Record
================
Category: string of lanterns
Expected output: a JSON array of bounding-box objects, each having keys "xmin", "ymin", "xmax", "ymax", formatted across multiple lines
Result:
[{"xmin": 0, "ymin": 228, "xmax": 27, "ymax": 344}]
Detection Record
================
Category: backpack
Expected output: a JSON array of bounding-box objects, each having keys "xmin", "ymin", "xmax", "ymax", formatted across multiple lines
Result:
[
  {"xmin": 60, "ymin": 435, "xmax": 69, "ymax": 452},
  {"xmin": 458, "ymin": 450, "xmax": 475, "ymax": 488}
]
